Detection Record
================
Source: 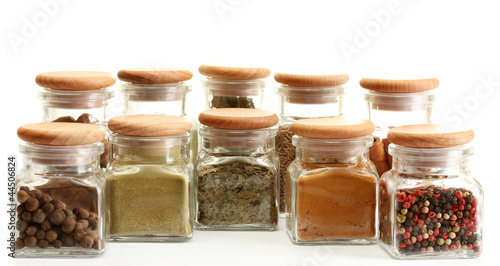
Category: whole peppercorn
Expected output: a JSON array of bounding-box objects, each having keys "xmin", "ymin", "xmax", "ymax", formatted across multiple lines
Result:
[
  {"xmin": 35, "ymin": 229, "xmax": 46, "ymax": 240},
  {"xmin": 464, "ymin": 211, "xmax": 470, "ymax": 218},
  {"xmin": 19, "ymin": 186, "xmax": 30, "ymax": 192},
  {"xmin": 410, "ymin": 204, "xmax": 419, "ymax": 213},
  {"xmin": 24, "ymin": 197, "xmax": 40, "ymax": 212},
  {"xmin": 88, "ymin": 217, "xmax": 98, "ymax": 229},
  {"xmin": 452, "ymin": 197, "xmax": 458, "ymax": 205},
  {"xmin": 38, "ymin": 239, "xmax": 49, "ymax": 248},
  {"xmin": 40, "ymin": 220, "xmax": 52, "ymax": 231},
  {"xmin": 32, "ymin": 189, "xmax": 42, "ymax": 199},
  {"xmin": 92, "ymin": 240, "xmax": 100, "ymax": 250},
  {"xmin": 25, "ymin": 225, "xmax": 38, "ymax": 236},
  {"xmin": 42, "ymin": 202, "xmax": 55, "ymax": 214},
  {"xmin": 39, "ymin": 194, "xmax": 52, "ymax": 205},
  {"xmin": 52, "ymin": 240, "xmax": 63, "ymax": 248},
  {"xmin": 74, "ymin": 229, "xmax": 85, "ymax": 241},
  {"xmin": 61, "ymin": 235, "xmax": 75, "ymax": 246},
  {"xmin": 459, "ymin": 229, "xmax": 466, "ymax": 236},
  {"xmin": 81, "ymin": 235, "xmax": 94, "ymax": 248},
  {"xmin": 18, "ymin": 232, "xmax": 27, "ymax": 240},
  {"xmin": 65, "ymin": 209, "xmax": 76, "ymax": 220},
  {"xmin": 17, "ymin": 190, "xmax": 29, "ymax": 204},
  {"xmin": 421, "ymin": 240, "xmax": 429, "ymax": 247},
  {"xmin": 31, "ymin": 209, "xmax": 46, "ymax": 224},
  {"xmin": 15, "ymin": 239, "xmax": 25, "ymax": 250},
  {"xmin": 430, "ymin": 198, "xmax": 439, "ymax": 206},
  {"xmin": 17, "ymin": 205, "xmax": 26, "ymax": 218},
  {"xmin": 16, "ymin": 220, "xmax": 27, "ymax": 232},
  {"xmin": 75, "ymin": 208, "xmax": 90, "ymax": 219},
  {"xmin": 85, "ymin": 229, "xmax": 99, "ymax": 242},
  {"xmin": 51, "ymin": 200, "xmax": 66, "ymax": 211},
  {"xmin": 61, "ymin": 218, "xmax": 76, "ymax": 233},
  {"xmin": 21, "ymin": 211, "xmax": 32, "ymax": 221},
  {"xmin": 435, "ymin": 206, "xmax": 442, "ymax": 213},
  {"xmin": 465, "ymin": 204, "xmax": 472, "ymax": 211},
  {"xmin": 45, "ymin": 230, "xmax": 58, "ymax": 243},
  {"xmin": 24, "ymin": 236, "xmax": 38, "ymax": 248},
  {"xmin": 50, "ymin": 209, "xmax": 66, "ymax": 226}
]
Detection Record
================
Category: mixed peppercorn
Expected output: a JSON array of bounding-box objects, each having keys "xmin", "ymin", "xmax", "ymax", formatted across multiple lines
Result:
[{"xmin": 393, "ymin": 186, "xmax": 481, "ymax": 254}]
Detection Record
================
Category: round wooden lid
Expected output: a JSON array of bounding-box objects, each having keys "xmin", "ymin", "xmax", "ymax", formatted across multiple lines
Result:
[
  {"xmin": 17, "ymin": 123, "xmax": 105, "ymax": 146},
  {"xmin": 117, "ymin": 68, "xmax": 193, "ymax": 84},
  {"xmin": 388, "ymin": 124, "xmax": 474, "ymax": 148},
  {"xmin": 199, "ymin": 64, "xmax": 271, "ymax": 80},
  {"xmin": 359, "ymin": 78, "xmax": 439, "ymax": 93},
  {"xmin": 108, "ymin": 115, "xmax": 192, "ymax": 137},
  {"xmin": 274, "ymin": 73, "xmax": 349, "ymax": 87},
  {"xmin": 36, "ymin": 71, "xmax": 116, "ymax": 91},
  {"xmin": 199, "ymin": 108, "xmax": 278, "ymax": 130},
  {"xmin": 291, "ymin": 118, "xmax": 375, "ymax": 139}
]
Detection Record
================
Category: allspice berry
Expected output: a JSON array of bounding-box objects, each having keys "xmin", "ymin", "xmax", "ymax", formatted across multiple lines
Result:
[
  {"xmin": 75, "ymin": 209, "xmax": 89, "ymax": 219},
  {"xmin": 40, "ymin": 220, "xmax": 52, "ymax": 231},
  {"xmin": 50, "ymin": 209, "xmax": 65, "ymax": 225},
  {"xmin": 78, "ymin": 219, "xmax": 89, "ymax": 230},
  {"xmin": 32, "ymin": 209, "xmax": 46, "ymax": 224},
  {"xmin": 16, "ymin": 220, "xmax": 27, "ymax": 232},
  {"xmin": 74, "ymin": 228, "xmax": 85, "ymax": 241},
  {"xmin": 81, "ymin": 235, "xmax": 94, "ymax": 248},
  {"xmin": 21, "ymin": 211, "xmax": 32, "ymax": 221},
  {"xmin": 17, "ymin": 205, "xmax": 26, "ymax": 218},
  {"xmin": 15, "ymin": 239, "xmax": 25, "ymax": 250},
  {"xmin": 35, "ymin": 229, "xmax": 46, "ymax": 240},
  {"xmin": 38, "ymin": 239, "xmax": 49, "ymax": 249},
  {"xmin": 92, "ymin": 239, "xmax": 100, "ymax": 250},
  {"xmin": 76, "ymin": 113, "xmax": 98, "ymax": 124},
  {"xmin": 51, "ymin": 199, "xmax": 66, "ymax": 210},
  {"xmin": 19, "ymin": 186, "xmax": 30, "ymax": 192},
  {"xmin": 24, "ymin": 236, "xmax": 38, "ymax": 248},
  {"xmin": 25, "ymin": 225, "xmax": 38, "ymax": 236},
  {"xmin": 32, "ymin": 189, "xmax": 42, "ymax": 199},
  {"xmin": 52, "ymin": 240, "xmax": 63, "ymax": 248},
  {"xmin": 45, "ymin": 230, "xmax": 58, "ymax": 243},
  {"xmin": 17, "ymin": 190, "xmax": 29, "ymax": 203},
  {"xmin": 52, "ymin": 116, "xmax": 76, "ymax": 122},
  {"xmin": 18, "ymin": 231, "xmax": 27, "ymax": 240},
  {"xmin": 85, "ymin": 229, "xmax": 99, "ymax": 242},
  {"xmin": 61, "ymin": 218, "xmax": 76, "ymax": 233},
  {"xmin": 43, "ymin": 202, "xmax": 55, "ymax": 214},
  {"xmin": 88, "ymin": 217, "xmax": 98, "ymax": 229},
  {"xmin": 61, "ymin": 235, "xmax": 75, "ymax": 247},
  {"xmin": 25, "ymin": 197, "xmax": 40, "ymax": 211},
  {"xmin": 39, "ymin": 194, "xmax": 52, "ymax": 205}
]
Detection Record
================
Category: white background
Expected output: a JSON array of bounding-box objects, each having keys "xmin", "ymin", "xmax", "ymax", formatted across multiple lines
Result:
[{"xmin": 1, "ymin": 0, "xmax": 499, "ymax": 265}]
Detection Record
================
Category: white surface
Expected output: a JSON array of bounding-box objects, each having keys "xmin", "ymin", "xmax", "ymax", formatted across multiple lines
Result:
[{"xmin": 1, "ymin": 0, "xmax": 499, "ymax": 265}]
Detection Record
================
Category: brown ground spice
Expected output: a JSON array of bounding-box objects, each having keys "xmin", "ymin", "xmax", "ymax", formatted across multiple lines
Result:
[
  {"xmin": 296, "ymin": 167, "xmax": 377, "ymax": 240},
  {"xmin": 275, "ymin": 125, "xmax": 295, "ymax": 213}
]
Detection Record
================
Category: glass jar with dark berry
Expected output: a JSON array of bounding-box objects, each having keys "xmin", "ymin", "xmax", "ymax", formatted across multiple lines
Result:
[
  {"xmin": 379, "ymin": 124, "xmax": 483, "ymax": 259},
  {"xmin": 15, "ymin": 123, "xmax": 106, "ymax": 258}
]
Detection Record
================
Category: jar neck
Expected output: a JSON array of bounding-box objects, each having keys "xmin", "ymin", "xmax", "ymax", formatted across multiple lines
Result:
[
  {"xmin": 199, "ymin": 125, "xmax": 276, "ymax": 155},
  {"xmin": 389, "ymin": 144, "xmax": 472, "ymax": 177},
  {"xmin": 276, "ymin": 85, "xmax": 345, "ymax": 119},
  {"xmin": 120, "ymin": 83, "xmax": 190, "ymax": 116},
  {"xmin": 293, "ymin": 135, "xmax": 373, "ymax": 164}
]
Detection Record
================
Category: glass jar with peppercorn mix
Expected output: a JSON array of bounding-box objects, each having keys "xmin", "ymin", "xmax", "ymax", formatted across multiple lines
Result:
[
  {"xmin": 360, "ymin": 78, "xmax": 438, "ymax": 177},
  {"xmin": 286, "ymin": 118, "xmax": 379, "ymax": 245},
  {"xmin": 15, "ymin": 123, "xmax": 106, "ymax": 258},
  {"xmin": 117, "ymin": 68, "xmax": 198, "ymax": 163},
  {"xmin": 36, "ymin": 71, "xmax": 116, "ymax": 168},
  {"xmin": 379, "ymin": 124, "xmax": 483, "ymax": 259},
  {"xmin": 199, "ymin": 64, "xmax": 270, "ymax": 109},
  {"xmin": 195, "ymin": 108, "xmax": 279, "ymax": 230},
  {"xmin": 106, "ymin": 115, "xmax": 193, "ymax": 242},
  {"xmin": 274, "ymin": 73, "xmax": 348, "ymax": 215}
]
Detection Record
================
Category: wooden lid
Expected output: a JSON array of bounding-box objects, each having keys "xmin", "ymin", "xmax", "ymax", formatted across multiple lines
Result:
[
  {"xmin": 291, "ymin": 118, "xmax": 375, "ymax": 139},
  {"xmin": 199, "ymin": 108, "xmax": 278, "ymax": 130},
  {"xmin": 274, "ymin": 73, "xmax": 349, "ymax": 87},
  {"xmin": 388, "ymin": 124, "xmax": 474, "ymax": 148},
  {"xmin": 359, "ymin": 78, "xmax": 439, "ymax": 93},
  {"xmin": 199, "ymin": 64, "xmax": 271, "ymax": 80},
  {"xmin": 108, "ymin": 115, "xmax": 192, "ymax": 137},
  {"xmin": 17, "ymin": 123, "xmax": 105, "ymax": 146},
  {"xmin": 117, "ymin": 68, "xmax": 193, "ymax": 84},
  {"xmin": 36, "ymin": 71, "xmax": 116, "ymax": 91}
]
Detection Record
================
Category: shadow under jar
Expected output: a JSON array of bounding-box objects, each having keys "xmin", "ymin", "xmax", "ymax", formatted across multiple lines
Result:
[
  {"xmin": 15, "ymin": 123, "xmax": 106, "ymax": 258},
  {"xmin": 106, "ymin": 115, "xmax": 193, "ymax": 242},
  {"xmin": 274, "ymin": 72, "xmax": 348, "ymax": 215},
  {"xmin": 379, "ymin": 124, "xmax": 483, "ymax": 259},
  {"xmin": 360, "ymin": 78, "xmax": 438, "ymax": 177},
  {"xmin": 286, "ymin": 118, "xmax": 379, "ymax": 245},
  {"xmin": 195, "ymin": 108, "xmax": 279, "ymax": 230},
  {"xmin": 199, "ymin": 64, "xmax": 271, "ymax": 109}
]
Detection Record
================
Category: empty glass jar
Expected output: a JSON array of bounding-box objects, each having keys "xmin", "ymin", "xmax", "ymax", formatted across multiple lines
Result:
[
  {"xmin": 379, "ymin": 124, "xmax": 483, "ymax": 259},
  {"xmin": 199, "ymin": 64, "xmax": 271, "ymax": 109},
  {"xmin": 195, "ymin": 108, "xmax": 279, "ymax": 230},
  {"xmin": 286, "ymin": 118, "xmax": 378, "ymax": 245},
  {"xmin": 274, "ymin": 72, "xmax": 348, "ymax": 214},
  {"xmin": 15, "ymin": 122, "xmax": 106, "ymax": 257}
]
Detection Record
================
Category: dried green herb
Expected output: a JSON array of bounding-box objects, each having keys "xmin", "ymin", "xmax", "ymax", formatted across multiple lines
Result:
[
  {"xmin": 275, "ymin": 125, "xmax": 295, "ymax": 213},
  {"xmin": 197, "ymin": 160, "xmax": 278, "ymax": 227},
  {"xmin": 210, "ymin": 96, "xmax": 255, "ymax": 108}
]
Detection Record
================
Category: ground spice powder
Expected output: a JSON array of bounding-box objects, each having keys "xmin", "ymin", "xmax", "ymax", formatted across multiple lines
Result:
[
  {"xmin": 275, "ymin": 125, "xmax": 295, "ymax": 213},
  {"xmin": 296, "ymin": 167, "xmax": 377, "ymax": 240}
]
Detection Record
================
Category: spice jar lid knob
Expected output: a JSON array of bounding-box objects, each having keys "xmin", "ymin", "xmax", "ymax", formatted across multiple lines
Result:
[
  {"xmin": 387, "ymin": 124, "xmax": 474, "ymax": 148},
  {"xmin": 291, "ymin": 117, "xmax": 375, "ymax": 139},
  {"xmin": 117, "ymin": 68, "xmax": 193, "ymax": 84},
  {"xmin": 36, "ymin": 71, "xmax": 116, "ymax": 91},
  {"xmin": 108, "ymin": 115, "xmax": 192, "ymax": 137},
  {"xmin": 17, "ymin": 123, "xmax": 106, "ymax": 146},
  {"xmin": 359, "ymin": 78, "xmax": 439, "ymax": 93},
  {"xmin": 198, "ymin": 108, "xmax": 278, "ymax": 130},
  {"xmin": 199, "ymin": 64, "xmax": 271, "ymax": 80}
]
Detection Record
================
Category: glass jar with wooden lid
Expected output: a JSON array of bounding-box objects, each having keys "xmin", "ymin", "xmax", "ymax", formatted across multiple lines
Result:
[
  {"xmin": 199, "ymin": 64, "xmax": 271, "ymax": 109},
  {"xmin": 274, "ymin": 72, "xmax": 348, "ymax": 214},
  {"xmin": 15, "ymin": 123, "xmax": 106, "ymax": 257},
  {"xmin": 286, "ymin": 117, "xmax": 378, "ymax": 245},
  {"xmin": 379, "ymin": 124, "xmax": 483, "ymax": 259}
]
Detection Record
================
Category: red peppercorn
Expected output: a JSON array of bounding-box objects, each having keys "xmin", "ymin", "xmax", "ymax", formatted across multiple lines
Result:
[
  {"xmin": 456, "ymin": 191, "xmax": 463, "ymax": 199},
  {"xmin": 397, "ymin": 193, "xmax": 406, "ymax": 202},
  {"xmin": 416, "ymin": 235, "xmax": 423, "ymax": 242},
  {"xmin": 406, "ymin": 227, "xmax": 413, "ymax": 233},
  {"xmin": 472, "ymin": 197, "xmax": 478, "ymax": 207},
  {"xmin": 434, "ymin": 228, "xmax": 440, "ymax": 236},
  {"xmin": 442, "ymin": 232, "xmax": 448, "ymax": 239},
  {"xmin": 459, "ymin": 205, "xmax": 465, "ymax": 211},
  {"xmin": 467, "ymin": 244, "xmax": 473, "ymax": 250},
  {"xmin": 413, "ymin": 214, "xmax": 419, "ymax": 222},
  {"xmin": 451, "ymin": 214, "xmax": 457, "ymax": 221},
  {"xmin": 418, "ymin": 219, "xmax": 425, "ymax": 225},
  {"xmin": 402, "ymin": 202, "xmax": 411, "ymax": 209},
  {"xmin": 433, "ymin": 194, "xmax": 441, "ymax": 199},
  {"xmin": 428, "ymin": 211, "xmax": 436, "ymax": 218},
  {"xmin": 449, "ymin": 244, "xmax": 457, "ymax": 251},
  {"xmin": 471, "ymin": 225, "xmax": 479, "ymax": 232},
  {"xmin": 403, "ymin": 232, "xmax": 411, "ymax": 239},
  {"xmin": 460, "ymin": 223, "xmax": 466, "ymax": 229},
  {"xmin": 465, "ymin": 230, "xmax": 472, "ymax": 236},
  {"xmin": 428, "ymin": 235, "xmax": 435, "ymax": 241},
  {"xmin": 399, "ymin": 242, "xmax": 407, "ymax": 248}
]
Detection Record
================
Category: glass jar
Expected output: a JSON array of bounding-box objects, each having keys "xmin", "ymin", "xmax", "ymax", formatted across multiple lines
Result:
[
  {"xmin": 361, "ymin": 78, "xmax": 438, "ymax": 177},
  {"xmin": 274, "ymin": 73, "xmax": 348, "ymax": 214},
  {"xmin": 286, "ymin": 118, "xmax": 378, "ymax": 245},
  {"xmin": 106, "ymin": 115, "xmax": 193, "ymax": 242},
  {"xmin": 379, "ymin": 124, "xmax": 483, "ymax": 259},
  {"xmin": 195, "ymin": 108, "xmax": 279, "ymax": 230},
  {"xmin": 15, "ymin": 123, "xmax": 106, "ymax": 258},
  {"xmin": 199, "ymin": 64, "xmax": 271, "ymax": 109}
]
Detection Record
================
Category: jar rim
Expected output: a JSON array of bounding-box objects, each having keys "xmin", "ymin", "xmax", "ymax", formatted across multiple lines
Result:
[
  {"xmin": 120, "ymin": 82, "xmax": 191, "ymax": 101},
  {"xmin": 37, "ymin": 87, "xmax": 114, "ymax": 109},
  {"xmin": 201, "ymin": 77, "xmax": 265, "ymax": 97},
  {"xmin": 389, "ymin": 143, "xmax": 473, "ymax": 168},
  {"xmin": 19, "ymin": 142, "xmax": 104, "ymax": 165},
  {"xmin": 363, "ymin": 90, "xmax": 436, "ymax": 111},
  {"xmin": 293, "ymin": 135, "xmax": 373, "ymax": 158},
  {"xmin": 199, "ymin": 125, "xmax": 276, "ymax": 149},
  {"xmin": 109, "ymin": 133, "xmax": 190, "ymax": 148}
]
